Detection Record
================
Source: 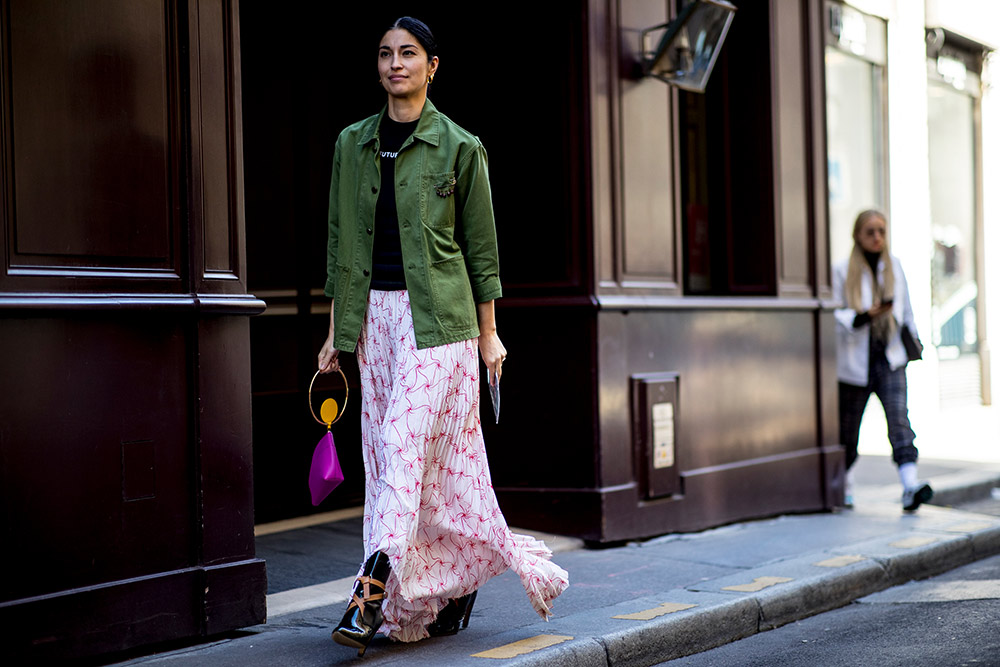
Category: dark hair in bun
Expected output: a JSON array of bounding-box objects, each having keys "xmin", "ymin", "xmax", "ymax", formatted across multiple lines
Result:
[{"xmin": 387, "ymin": 17, "xmax": 437, "ymax": 60}]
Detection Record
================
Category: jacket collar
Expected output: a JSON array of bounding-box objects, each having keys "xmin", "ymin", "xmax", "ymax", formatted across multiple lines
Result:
[{"xmin": 358, "ymin": 98, "xmax": 442, "ymax": 148}]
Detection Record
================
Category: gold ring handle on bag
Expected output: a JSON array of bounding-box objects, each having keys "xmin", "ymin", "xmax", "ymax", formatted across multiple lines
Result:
[{"xmin": 308, "ymin": 367, "xmax": 349, "ymax": 428}]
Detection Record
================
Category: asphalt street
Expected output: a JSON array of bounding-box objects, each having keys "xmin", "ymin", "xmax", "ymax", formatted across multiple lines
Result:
[
  {"xmin": 660, "ymin": 489, "xmax": 1000, "ymax": 666},
  {"xmin": 663, "ymin": 553, "xmax": 1000, "ymax": 666}
]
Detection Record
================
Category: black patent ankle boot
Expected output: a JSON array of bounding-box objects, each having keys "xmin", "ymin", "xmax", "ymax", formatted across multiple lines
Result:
[
  {"xmin": 427, "ymin": 590, "xmax": 478, "ymax": 637},
  {"xmin": 332, "ymin": 551, "xmax": 391, "ymax": 656}
]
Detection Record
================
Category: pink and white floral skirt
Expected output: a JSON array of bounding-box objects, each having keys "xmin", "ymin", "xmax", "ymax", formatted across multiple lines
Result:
[{"xmin": 354, "ymin": 289, "xmax": 569, "ymax": 642}]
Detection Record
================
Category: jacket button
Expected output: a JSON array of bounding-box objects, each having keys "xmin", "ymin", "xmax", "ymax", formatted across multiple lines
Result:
[
  {"xmin": 408, "ymin": 263, "xmax": 415, "ymax": 270},
  {"xmin": 367, "ymin": 227, "xmax": 373, "ymax": 235},
  {"xmin": 363, "ymin": 269, "xmax": 370, "ymax": 277},
  {"xmin": 371, "ymin": 186, "xmax": 377, "ymax": 194}
]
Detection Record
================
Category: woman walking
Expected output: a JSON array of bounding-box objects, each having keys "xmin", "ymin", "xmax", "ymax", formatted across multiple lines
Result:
[
  {"xmin": 317, "ymin": 16, "xmax": 568, "ymax": 656},
  {"xmin": 833, "ymin": 209, "xmax": 933, "ymax": 511}
]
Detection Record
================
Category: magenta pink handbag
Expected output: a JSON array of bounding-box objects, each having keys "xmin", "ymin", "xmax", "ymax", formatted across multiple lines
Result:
[{"xmin": 307, "ymin": 368, "xmax": 348, "ymax": 506}]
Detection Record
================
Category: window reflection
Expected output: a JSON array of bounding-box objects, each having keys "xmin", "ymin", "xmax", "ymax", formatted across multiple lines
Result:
[
  {"xmin": 928, "ymin": 72, "xmax": 981, "ymax": 405},
  {"xmin": 823, "ymin": 2, "xmax": 887, "ymax": 268},
  {"xmin": 825, "ymin": 48, "xmax": 886, "ymax": 266}
]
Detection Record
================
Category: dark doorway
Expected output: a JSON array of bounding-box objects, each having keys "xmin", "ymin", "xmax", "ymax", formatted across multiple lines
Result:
[{"xmin": 679, "ymin": 0, "xmax": 776, "ymax": 296}]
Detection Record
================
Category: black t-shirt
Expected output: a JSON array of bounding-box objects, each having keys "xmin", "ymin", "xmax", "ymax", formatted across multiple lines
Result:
[{"xmin": 370, "ymin": 115, "xmax": 419, "ymax": 290}]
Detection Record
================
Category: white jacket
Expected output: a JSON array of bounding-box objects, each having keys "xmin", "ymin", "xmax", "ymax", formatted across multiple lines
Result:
[{"xmin": 832, "ymin": 254, "xmax": 919, "ymax": 387}]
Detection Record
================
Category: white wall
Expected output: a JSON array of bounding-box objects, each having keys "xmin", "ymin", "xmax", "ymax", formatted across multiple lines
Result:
[
  {"xmin": 925, "ymin": 0, "xmax": 1000, "ymax": 50},
  {"xmin": 885, "ymin": 1, "xmax": 940, "ymax": 433},
  {"xmin": 981, "ymin": 52, "xmax": 1000, "ymax": 403}
]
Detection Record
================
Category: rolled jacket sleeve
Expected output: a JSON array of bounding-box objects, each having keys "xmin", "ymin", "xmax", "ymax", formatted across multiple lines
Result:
[{"xmin": 454, "ymin": 142, "xmax": 502, "ymax": 303}]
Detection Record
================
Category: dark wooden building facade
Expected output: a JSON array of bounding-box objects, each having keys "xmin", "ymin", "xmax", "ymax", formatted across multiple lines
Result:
[
  {"xmin": 1, "ymin": 0, "xmax": 841, "ymax": 660},
  {"xmin": 0, "ymin": 0, "xmax": 266, "ymax": 661}
]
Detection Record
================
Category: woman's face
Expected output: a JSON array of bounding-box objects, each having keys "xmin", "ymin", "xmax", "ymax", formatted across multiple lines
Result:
[
  {"xmin": 856, "ymin": 215, "xmax": 887, "ymax": 253},
  {"xmin": 378, "ymin": 29, "xmax": 438, "ymax": 100}
]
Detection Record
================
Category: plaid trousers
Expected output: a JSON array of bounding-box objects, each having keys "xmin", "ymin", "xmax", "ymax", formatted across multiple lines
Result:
[{"xmin": 839, "ymin": 346, "xmax": 918, "ymax": 470}]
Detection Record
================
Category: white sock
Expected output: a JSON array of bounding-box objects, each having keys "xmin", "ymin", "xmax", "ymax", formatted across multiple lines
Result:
[{"xmin": 898, "ymin": 462, "xmax": 919, "ymax": 490}]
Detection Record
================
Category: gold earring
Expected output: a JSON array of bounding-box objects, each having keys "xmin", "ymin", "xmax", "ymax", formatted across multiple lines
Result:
[{"xmin": 428, "ymin": 73, "xmax": 435, "ymax": 83}]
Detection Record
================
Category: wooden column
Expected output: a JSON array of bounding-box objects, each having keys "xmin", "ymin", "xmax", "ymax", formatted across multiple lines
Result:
[{"xmin": 0, "ymin": 1, "xmax": 265, "ymax": 660}]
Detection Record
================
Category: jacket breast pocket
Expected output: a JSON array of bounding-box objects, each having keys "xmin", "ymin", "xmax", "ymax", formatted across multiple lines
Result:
[{"xmin": 422, "ymin": 170, "xmax": 457, "ymax": 229}]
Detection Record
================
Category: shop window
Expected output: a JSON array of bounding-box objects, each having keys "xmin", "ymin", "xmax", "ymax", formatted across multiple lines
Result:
[
  {"xmin": 824, "ymin": 1, "xmax": 888, "ymax": 267},
  {"xmin": 926, "ymin": 29, "xmax": 986, "ymax": 406}
]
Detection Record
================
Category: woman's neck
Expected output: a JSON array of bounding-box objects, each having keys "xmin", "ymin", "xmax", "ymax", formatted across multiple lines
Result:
[{"xmin": 386, "ymin": 93, "xmax": 426, "ymax": 123}]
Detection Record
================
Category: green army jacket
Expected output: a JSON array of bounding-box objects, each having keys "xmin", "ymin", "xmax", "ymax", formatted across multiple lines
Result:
[{"xmin": 324, "ymin": 98, "xmax": 502, "ymax": 352}]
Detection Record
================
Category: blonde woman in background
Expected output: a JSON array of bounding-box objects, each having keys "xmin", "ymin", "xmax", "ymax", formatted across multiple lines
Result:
[{"xmin": 833, "ymin": 209, "xmax": 933, "ymax": 511}]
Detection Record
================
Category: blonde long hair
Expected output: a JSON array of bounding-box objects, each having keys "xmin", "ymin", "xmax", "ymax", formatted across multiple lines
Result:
[
  {"xmin": 846, "ymin": 209, "xmax": 895, "ymax": 341},
  {"xmin": 845, "ymin": 209, "xmax": 894, "ymax": 310}
]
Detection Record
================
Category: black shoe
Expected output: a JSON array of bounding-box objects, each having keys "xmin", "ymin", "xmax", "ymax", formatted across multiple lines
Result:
[
  {"xmin": 332, "ymin": 552, "xmax": 391, "ymax": 656},
  {"xmin": 427, "ymin": 590, "xmax": 477, "ymax": 637},
  {"xmin": 902, "ymin": 482, "xmax": 934, "ymax": 511}
]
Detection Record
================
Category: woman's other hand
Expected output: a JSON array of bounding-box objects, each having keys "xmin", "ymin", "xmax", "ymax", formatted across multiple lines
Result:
[
  {"xmin": 868, "ymin": 301, "xmax": 893, "ymax": 318},
  {"xmin": 476, "ymin": 300, "xmax": 506, "ymax": 385},
  {"xmin": 478, "ymin": 331, "xmax": 507, "ymax": 385}
]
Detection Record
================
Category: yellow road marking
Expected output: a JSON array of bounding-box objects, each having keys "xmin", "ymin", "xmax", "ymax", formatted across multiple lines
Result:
[
  {"xmin": 889, "ymin": 536, "xmax": 939, "ymax": 549},
  {"xmin": 472, "ymin": 634, "xmax": 574, "ymax": 659},
  {"xmin": 613, "ymin": 602, "xmax": 698, "ymax": 620},
  {"xmin": 944, "ymin": 522, "xmax": 993, "ymax": 533},
  {"xmin": 723, "ymin": 576, "xmax": 793, "ymax": 592},
  {"xmin": 813, "ymin": 554, "xmax": 867, "ymax": 568}
]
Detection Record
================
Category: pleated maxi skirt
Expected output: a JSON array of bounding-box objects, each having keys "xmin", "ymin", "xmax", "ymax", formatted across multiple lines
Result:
[{"xmin": 353, "ymin": 289, "xmax": 569, "ymax": 642}]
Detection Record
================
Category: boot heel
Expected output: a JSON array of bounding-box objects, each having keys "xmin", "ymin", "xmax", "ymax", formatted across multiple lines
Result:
[
  {"xmin": 461, "ymin": 590, "xmax": 478, "ymax": 629},
  {"xmin": 428, "ymin": 590, "xmax": 478, "ymax": 636}
]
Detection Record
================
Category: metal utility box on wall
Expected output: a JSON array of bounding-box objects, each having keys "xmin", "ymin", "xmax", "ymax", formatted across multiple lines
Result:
[{"xmin": 632, "ymin": 373, "xmax": 681, "ymax": 499}]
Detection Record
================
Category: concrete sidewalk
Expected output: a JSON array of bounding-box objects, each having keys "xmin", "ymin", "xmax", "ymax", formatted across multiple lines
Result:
[{"xmin": 111, "ymin": 455, "xmax": 1000, "ymax": 667}]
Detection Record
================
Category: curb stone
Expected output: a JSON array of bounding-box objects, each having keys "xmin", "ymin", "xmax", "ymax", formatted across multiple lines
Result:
[
  {"xmin": 751, "ymin": 558, "xmax": 887, "ymax": 630},
  {"xmin": 928, "ymin": 470, "xmax": 1000, "ymax": 507},
  {"xmin": 598, "ymin": 597, "xmax": 759, "ymax": 667},
  {"xmin": 512, "ymin": 512, "xmax": 1000, "ymax": 666},
  {"xmin": 504, "ymin": 636, "xmax": 608, "ymax": 667}
]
